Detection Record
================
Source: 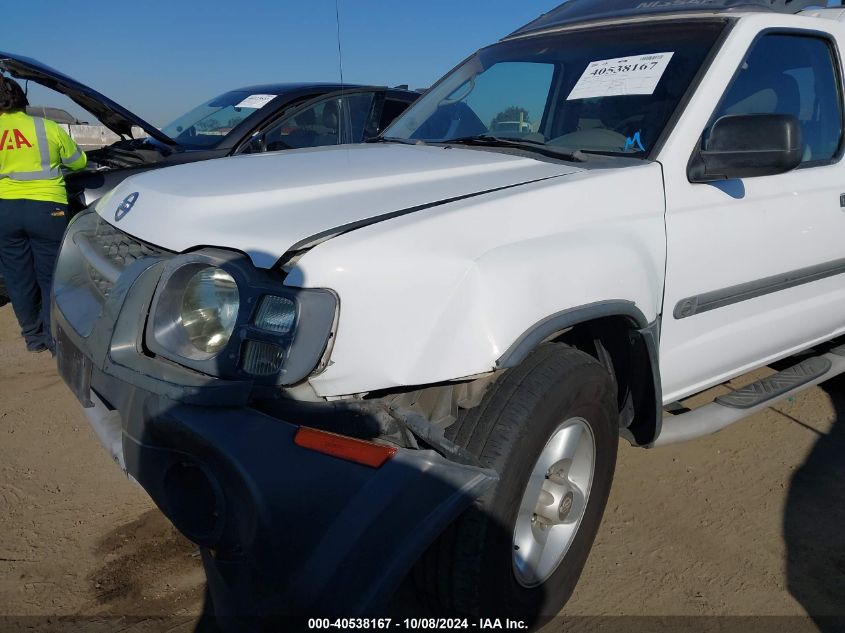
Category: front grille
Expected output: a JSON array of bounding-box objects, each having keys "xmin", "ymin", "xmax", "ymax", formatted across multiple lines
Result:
[
  {"xmin": 54, "ymin": 211, "xmax": 172, "ymax": 338},
  {"xmin": 92, "ymin": 216, "xmax": 163, "ymax": 269},
  {"xmin": 81, "ymin": 217, "xmax": 168, "ymax": 298},
  {"xmin": 87, "ymin": 264, "xmax": 114, "ymax": 298}
]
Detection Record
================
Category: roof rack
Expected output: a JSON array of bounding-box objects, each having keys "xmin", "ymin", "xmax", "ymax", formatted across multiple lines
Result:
[{"xmin": 508, "ymin": 0, "xmax": 841, "ymax": 37}]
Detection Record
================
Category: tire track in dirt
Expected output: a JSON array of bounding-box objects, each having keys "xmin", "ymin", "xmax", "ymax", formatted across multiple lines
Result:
[
  {"xmin": 0, "ymin": 482, "xmax": 26, "ymax": 510},
  {"xmin": 85, "ymin": 509, "xmax": 205, "ymax": 616}
]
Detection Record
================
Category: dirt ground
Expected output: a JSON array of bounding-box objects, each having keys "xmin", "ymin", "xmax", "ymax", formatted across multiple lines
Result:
[{"xmin": 0, "ymin": 303, "xmax": 842, "ymax": 631}]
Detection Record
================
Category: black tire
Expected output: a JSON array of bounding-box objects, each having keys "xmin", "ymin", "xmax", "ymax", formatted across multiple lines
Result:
[{"xmin": 415, "ymin": 343, "xmax": 618, "ymax": 624}]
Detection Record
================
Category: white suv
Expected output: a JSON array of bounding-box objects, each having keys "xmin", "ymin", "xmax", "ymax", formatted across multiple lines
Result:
[{"xmin": 53, "ymin": 0, "xmax": 845, "ymax": 625}]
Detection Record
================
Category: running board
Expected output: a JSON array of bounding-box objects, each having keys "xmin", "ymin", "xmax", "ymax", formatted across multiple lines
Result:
[
  {"xmin": 654, "ymin": 348, "xmax": 845, "ymax": 447},
  {"xmin": 714, "ymin": 356, "xmax": 830, "ymax": 409}
]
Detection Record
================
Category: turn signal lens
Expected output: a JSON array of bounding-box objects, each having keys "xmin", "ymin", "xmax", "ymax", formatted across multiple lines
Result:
[
  {"xmin": 242, "ymin": 340, "xmax": 285, "ymax": 376},
  {"xmin": 294, "ymin": 427, "xmax": 397, "ymax": 468},
  {"xmin": 254, "ymin": 295, "xmax": 296, "ymax": 333}
]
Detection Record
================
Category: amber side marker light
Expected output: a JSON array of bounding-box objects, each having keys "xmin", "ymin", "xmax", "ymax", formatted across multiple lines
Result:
[{"xmin": 294, "ymin": 427, "xmax": 398, "ymax": 468}]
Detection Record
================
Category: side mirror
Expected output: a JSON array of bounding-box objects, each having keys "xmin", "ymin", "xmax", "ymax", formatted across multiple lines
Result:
[{"xmin": 688, "ymin": 113, "xmax": 802, "ymax": 182}]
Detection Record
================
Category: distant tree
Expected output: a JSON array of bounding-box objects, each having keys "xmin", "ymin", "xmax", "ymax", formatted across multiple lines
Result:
[{"xmin": 490, "ymin": 106, "xmax": 530, "ymax": 129}]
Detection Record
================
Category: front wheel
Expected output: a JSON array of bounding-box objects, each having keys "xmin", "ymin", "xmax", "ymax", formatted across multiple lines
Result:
[{"xmin": 415, "ymin": 343, "xmax": 618, "ymax": 623}]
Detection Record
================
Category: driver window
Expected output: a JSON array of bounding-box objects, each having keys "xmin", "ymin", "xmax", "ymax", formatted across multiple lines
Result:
[
  {"xmin": 272, "ymin": 99, "xmax": 340, "ymax": 151},
  {"xmin": 243, "ymin": 93, "xmax": 376, "ymax": 154},
  {"xmin": 708, "ymin": 34, "xmax": 843, "ymax": 164}
]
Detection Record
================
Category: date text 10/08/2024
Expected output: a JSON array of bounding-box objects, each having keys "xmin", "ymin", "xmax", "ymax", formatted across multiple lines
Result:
[{"xmin": 307, "ymin": 618, "xmax": 529, "ymax": 630}]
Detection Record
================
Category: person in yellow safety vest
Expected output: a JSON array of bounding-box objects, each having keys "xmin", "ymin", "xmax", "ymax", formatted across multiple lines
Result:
[{"xmin": 0, "ymin": 76, "xmax": 87, "ymax": 353}]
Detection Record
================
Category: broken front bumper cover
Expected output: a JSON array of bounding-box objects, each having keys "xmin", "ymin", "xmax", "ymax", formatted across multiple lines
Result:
[
  {"xmin": 62, "ymin": 330, "xmax": 496, "ymax": 618},
  {"xmin": 134, "ymin": 388, "xmax": 496, "ymax": 616},
  {"xmin": 51, "ymin": 225, "xmax": 498, "ymax": 617}
]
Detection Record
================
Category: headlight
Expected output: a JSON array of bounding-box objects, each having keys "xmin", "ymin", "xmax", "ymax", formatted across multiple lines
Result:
[
  {"xmin": 147, "ymin": 250, "xmax": 337, "ymax": 384},
  {"xmin": 149, "ymin": 261, "xmax": 243, "ymax": 361},
  {"xmin": 180, "ymin": 267, "xmax": 239, "ymax": 353}
]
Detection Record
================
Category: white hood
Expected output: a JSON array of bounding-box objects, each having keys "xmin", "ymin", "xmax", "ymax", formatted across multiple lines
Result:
[{"xmin": 95, "ymin": 143, "xmax": 582, "ymax": 268}]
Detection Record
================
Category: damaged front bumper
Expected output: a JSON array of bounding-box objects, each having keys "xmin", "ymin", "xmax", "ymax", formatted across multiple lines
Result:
[
  {"xmin": 81, "ymin": 372, "xmax": 494, "ymax": 616},
  {"xmin": 51, "ymin": 214, "xmax": 497, "ymax": 617}
]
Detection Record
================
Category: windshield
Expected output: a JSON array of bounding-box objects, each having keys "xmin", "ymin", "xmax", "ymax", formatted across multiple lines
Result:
[
  {"xmin": 161, "ymin": 90, "xmax": 279, "ymax": 148},
  {"xmin": 384, "ymin": 21, "xmax": 725, "ymax": 157}
]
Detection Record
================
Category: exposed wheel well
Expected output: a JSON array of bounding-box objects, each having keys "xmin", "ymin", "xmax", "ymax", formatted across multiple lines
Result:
[
  {"xmin": 552, "ymin": 316, "xmax": 661, "ymax": 446},
  {"xmin": 362, "ymin": 311, "xmax": 662, "ymax": 447}
]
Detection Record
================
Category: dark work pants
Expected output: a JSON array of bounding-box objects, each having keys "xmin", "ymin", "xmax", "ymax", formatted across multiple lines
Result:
[{"xmin": 0, "ymin": 198, "xmax": 69, "ymax": 352}]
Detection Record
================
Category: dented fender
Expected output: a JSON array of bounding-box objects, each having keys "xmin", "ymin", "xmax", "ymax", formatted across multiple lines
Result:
[{"xmin": 292, "ymin": 162, "xmax": 666, "ymax": 396}]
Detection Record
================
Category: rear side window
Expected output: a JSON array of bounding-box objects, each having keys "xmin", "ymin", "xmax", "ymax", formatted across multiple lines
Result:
[
  {"xmin": 377, "ymin": 99, "xmax": 413, "ymax": 135},
  {"xmin": 342, "ymin": 93, "xmax": 376, "ymax": 142},
  {"xmin": 710, "ymin": 34, "xmax": 843, "ymax": 164}
]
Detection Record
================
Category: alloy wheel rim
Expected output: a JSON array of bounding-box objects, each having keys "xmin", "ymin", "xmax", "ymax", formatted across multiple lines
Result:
[{"xmin": 512, "ymin": 417, "xmax": 596, "ymax": 588}]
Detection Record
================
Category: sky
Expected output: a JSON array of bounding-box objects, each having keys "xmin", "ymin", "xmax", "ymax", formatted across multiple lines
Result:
[{"xmin": 6, "ymin": 1, "xmax": 561, "ymax": 127}]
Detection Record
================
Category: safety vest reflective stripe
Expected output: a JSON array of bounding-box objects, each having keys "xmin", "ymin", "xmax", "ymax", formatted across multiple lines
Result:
[
  {"xmin": 0, "ymin": 118, "xmax": 61, "ymax": 181},
  {"xmin": 61, "ymin": 147, "xmax": 83, "ymax": 166}
]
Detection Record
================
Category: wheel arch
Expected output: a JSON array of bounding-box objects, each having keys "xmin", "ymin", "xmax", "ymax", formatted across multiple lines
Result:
[{"xmin": 495, "ymin": 300, "xmax": 663, "ymax": 446}]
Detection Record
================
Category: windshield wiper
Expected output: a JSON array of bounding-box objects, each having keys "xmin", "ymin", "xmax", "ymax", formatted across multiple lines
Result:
[
  {"xmin": 367, "ymin": 136, "xmax": 424, "ymax": 145},
  {"xmin": 440, "ymin": 135, "xmax": 587, "ymax": 162}
]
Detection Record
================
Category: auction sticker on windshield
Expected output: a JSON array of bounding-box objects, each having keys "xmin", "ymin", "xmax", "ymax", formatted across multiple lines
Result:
[
  {"xmin": 567, "ymin": 52, "xmax": 674, "ymax": 100},
  {"xmin": 235, "ymin": 94, "xmax": 277, "ymax": 109}
]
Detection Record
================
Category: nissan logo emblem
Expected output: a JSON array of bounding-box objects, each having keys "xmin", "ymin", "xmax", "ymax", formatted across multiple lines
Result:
[{"xmin": 115, "ymin": 192, "xmax": 139, "ymax": 222}]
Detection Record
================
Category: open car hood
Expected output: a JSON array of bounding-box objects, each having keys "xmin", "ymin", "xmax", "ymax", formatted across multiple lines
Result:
[{"xmin": 0, "ymin": 51, "xmax": 176, "ymax": 146}]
